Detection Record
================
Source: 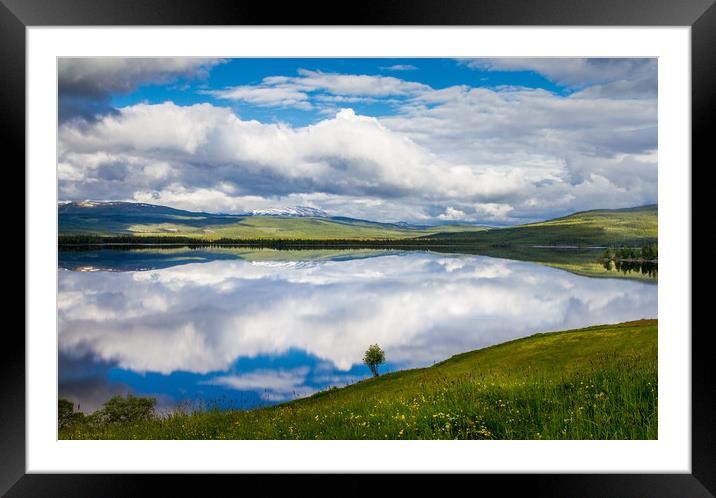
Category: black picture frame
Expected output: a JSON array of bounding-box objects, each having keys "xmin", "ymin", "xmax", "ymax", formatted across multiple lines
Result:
[{"xmin": 5, "ymin": 0, "xmax": 711, "ymax": 494}]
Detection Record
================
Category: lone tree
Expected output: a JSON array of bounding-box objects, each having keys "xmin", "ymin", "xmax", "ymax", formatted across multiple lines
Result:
[{"xmin": 363, "ymin": 344, "xmax": 386, "ymax": 377}]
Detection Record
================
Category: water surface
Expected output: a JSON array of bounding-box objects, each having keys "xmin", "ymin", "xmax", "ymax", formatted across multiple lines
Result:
[{"xmin": 58, "ymin": 249, "xmax": 657, "ymax": 412}]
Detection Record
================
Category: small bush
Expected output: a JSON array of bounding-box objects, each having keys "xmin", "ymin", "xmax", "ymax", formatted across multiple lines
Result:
[
  {"xmin": 58, "ymin": 398, "xmax": 84, "ymax": 429},
  {"xmin": 99, "ymin": 394, "xmax": 157, "ymax": 424}
]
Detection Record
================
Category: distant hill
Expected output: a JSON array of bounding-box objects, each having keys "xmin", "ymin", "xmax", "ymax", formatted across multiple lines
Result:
[
  {"xmin": 424, "ymin": 205, "xmax": 658, "ymax": 247},
  {"xmin": 58, "ymin": 201, "xmax": 657, "ymax": 246},
  {"xmin": 58, "ymin": 201, "xmax": 488, "ymax": 240}
]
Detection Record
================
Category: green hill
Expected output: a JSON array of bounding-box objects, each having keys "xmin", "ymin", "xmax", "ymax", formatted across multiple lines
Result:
[
  {"xmin": 425, "ymin": 205, "xmax": 658, "ymax": 247},
  {"xmin": 58, "ymin": 201, "xmax": 488, "ymax": 240},
  {"xmin": 58, "ymin": 202, "xmax": 657, "ymax": 248},
  {"xmin": 59, "ymin": 320, "xmax": 657, "ymax": 440}
]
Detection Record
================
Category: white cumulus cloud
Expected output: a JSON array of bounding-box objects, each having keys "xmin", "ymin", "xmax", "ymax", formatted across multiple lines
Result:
[{"xmin": 58, "ymin": 60, "xmax": 657, "ymax": 224}]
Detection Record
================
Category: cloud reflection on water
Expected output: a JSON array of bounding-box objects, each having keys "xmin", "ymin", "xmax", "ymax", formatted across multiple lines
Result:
[{"xmin": 58, "ymin": 252, "xmax": 657, "ymax": 410}]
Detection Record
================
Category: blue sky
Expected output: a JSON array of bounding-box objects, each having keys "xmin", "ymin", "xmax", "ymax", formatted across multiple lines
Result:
[
  {"xmin": 109, "ymin": 58, "xmax": 570, "ymax": 127},
  {"xmin": 57, "ymin": 57, "xmax": 657, "ymax": 224}
]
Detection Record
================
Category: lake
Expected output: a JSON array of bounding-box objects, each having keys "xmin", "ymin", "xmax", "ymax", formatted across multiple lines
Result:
[{"xmin": 58, "ymin": 248, "xmax": 657, "ymax": 413}]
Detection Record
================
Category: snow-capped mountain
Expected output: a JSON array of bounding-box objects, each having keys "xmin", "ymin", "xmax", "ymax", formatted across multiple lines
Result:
[{"xmin": 250, "ymin": 206, "xmax": 328, "ymax": 217}]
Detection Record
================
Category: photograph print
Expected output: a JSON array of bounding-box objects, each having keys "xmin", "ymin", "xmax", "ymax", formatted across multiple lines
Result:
[{"xmin": 57, "ymin": 57, "xmax": 658, "ymax": 440}]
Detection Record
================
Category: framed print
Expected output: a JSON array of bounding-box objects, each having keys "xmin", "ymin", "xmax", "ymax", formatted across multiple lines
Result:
[{"xmin": 5, "ymin": 0, "xmax": 712, "ymax": 494}]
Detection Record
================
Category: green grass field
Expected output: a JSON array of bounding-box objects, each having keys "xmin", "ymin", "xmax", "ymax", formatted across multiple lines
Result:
[
  {"xmin": 61, "ymin": 213, "xmax": 489, "ymax": 240},
  {"xmin": 57, "ymin": 201, "xmax": 488, "ymax": 240},
  {"xmin": 59, "ymin": 320, "xmax": 657, "ymax": 440},
  {"xmin": 123, "ymin": 216, "xmax": 490, "ymax": 240},
  {"xmin": 425, "ymin": 205, "xmax": 658, "ymax": 247}
]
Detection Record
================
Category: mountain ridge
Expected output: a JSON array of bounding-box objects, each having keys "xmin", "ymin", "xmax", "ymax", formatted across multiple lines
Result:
[
  {"xmin": 250, "ymin": 206, "xmax": 328, "ymax": 217},
  {"xmin": 58, "ymin": 201, "xmax": 657, "ymax": 246},
  {"xmin": 58, "ymin": 200, "xmax": 490, "ymax": 240}
]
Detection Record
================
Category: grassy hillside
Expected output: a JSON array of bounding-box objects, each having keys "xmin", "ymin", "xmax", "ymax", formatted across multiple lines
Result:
[
  {"xmin": 425, "ymin": 205, "xmax": 658, "ymax": 247},
  {"xmin": 59, "ymin": 202, "xmax": 657, "ymax": 248},
  {"xmin": 60, "ymin": 320, "xmax": 658, "ymax": 440},
  {"xmin": 122, "ymin": 216, "xmax": 488, "ymax": 239},
  {"xmin": 59, "ymin": 202, "xmax": 488, "ymax": 240}
]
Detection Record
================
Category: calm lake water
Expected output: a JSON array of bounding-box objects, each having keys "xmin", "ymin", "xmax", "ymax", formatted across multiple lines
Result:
[{"xmin": 58, "ymin": 249, "xmax": 657, "ymax": 412}]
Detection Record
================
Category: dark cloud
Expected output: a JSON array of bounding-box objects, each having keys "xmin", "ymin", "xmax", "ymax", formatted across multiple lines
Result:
[
  {"xmin": 58, "ymin": 58, "xmax": 223, "ymax": 99},
  {"xmin": 59, "ymin": 352, "xmax": 132, "ymax": 413},
  {"xmin": 58, "ymin": 57, "xmax": 223, "ymax": 123},
  {"xmin": 58, "ymin": 95, "xmax": 120, "ymax": 124},
  {"xmin": 462, "ymin": 58, "xmax": 657, "ymax": 94},
  {"xmin": 573, "ymin": 75, "xmax": 658, "ymax": 99}
]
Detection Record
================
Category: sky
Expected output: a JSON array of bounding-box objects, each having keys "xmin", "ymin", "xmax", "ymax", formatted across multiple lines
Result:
[{"xmin": 57, "ymin": 57, "xmax": 657, "ymax": 225}]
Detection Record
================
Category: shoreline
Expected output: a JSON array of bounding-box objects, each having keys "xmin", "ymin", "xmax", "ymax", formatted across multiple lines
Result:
[{"xmin": 57, "ymin": 241, "xmax": 623, "ymax": 250}]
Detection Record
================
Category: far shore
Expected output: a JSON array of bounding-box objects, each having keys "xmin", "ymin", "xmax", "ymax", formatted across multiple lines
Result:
[{"xmin": 57, "ymin": 239, "xmax": 617, "ymax": 251}]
